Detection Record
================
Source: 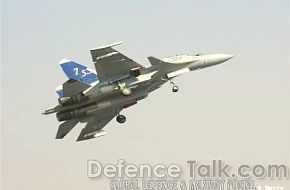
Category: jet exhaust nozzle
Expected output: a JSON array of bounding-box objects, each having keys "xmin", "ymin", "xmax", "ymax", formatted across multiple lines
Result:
[{"xmin": 56, "ymin": 105, "xmax": 95, "ymax": 121}]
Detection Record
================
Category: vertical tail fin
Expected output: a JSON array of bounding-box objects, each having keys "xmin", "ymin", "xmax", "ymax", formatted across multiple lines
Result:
[
  {"xmin": 59, "ymin": 59, "xmax": 98, "ymax": 85},
  {"xmin": 55, "ymin": 85, "xmax": 64, "ymax": 97},
  {"xmin": 56, "ymin": 59, "xmax": 98, "ymax": 98}
]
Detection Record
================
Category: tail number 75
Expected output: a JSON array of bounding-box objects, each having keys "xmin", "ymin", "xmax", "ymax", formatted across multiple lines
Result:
[{"xmin": 73, "ymin": 68, "xmax": 91, "ymax": 77}]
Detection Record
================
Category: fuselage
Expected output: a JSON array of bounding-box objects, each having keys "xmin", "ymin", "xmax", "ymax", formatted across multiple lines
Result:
[
  {"xmin": 60, "ymin": 54, "xmax": 232, "ymax": 120},
  {"xmin": 48, "ymin": 53, "xmax": 233, "ymax": 122},
  {"xmin": 43, "ymin": 41, "xmax": 235, "ymax": 141},
  {"xmin": 162, "ymin": 53, "xmax": 233, "ymax": 69}
]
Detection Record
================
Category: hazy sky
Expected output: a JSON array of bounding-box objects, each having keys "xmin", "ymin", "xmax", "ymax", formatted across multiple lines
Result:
[{"xmin": 1, "ymin": 0, "xmax": 289, "ymax": 189}]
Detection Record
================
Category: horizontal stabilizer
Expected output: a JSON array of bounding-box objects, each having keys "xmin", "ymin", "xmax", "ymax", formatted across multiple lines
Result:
[
  {"xmin": 77, "ymin": 129, "xmax": 107, "ymax": 141},
  {"xmin": 63, "ymin": 79, "xmax": 90, "ymax": 97},
  {"xmin": 56, "ymin": 118, "xmax": 79, "ymax": 139},
  {"xmin": 77, "ymin": 117, "xmax": 112, "ymax": 141}
]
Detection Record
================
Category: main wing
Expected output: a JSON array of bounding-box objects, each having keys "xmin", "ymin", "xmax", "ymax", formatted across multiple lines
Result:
[{"xmin": 90, "ymin": 41, "xmax": 142, "ymax": 82}]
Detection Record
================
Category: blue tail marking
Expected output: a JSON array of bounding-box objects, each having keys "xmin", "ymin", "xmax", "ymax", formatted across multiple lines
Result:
[
  {"xmin": 56, "ymin": 89, "xmax": 64, "ymax": 97},
  {"xmin": 55, "ymin": 85, "xmax": 64, "ymax": 98},
  {"xmin": 59, "ymin": 59, "xmax": 98, "ymax": 85}
]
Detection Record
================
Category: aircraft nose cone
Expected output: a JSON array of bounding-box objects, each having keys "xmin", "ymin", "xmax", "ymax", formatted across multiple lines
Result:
[
  {"xmin": 220, "ymin": 54, "xmax": 234, "ymax": 62},
  {"xmin": 205, "ymin": 54, "xmax": 234, "ymax": 66}
]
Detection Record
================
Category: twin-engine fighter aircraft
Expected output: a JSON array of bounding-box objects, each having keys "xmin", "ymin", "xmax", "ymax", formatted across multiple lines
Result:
[{"xmin": 43, "ymin": 42, "xmax": 234, "ymax": 141}]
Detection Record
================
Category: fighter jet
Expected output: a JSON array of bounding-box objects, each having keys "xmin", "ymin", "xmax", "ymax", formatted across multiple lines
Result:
[{"xmin": 43, "ymin": 42, "xmax": 234, "ymax": 141}]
